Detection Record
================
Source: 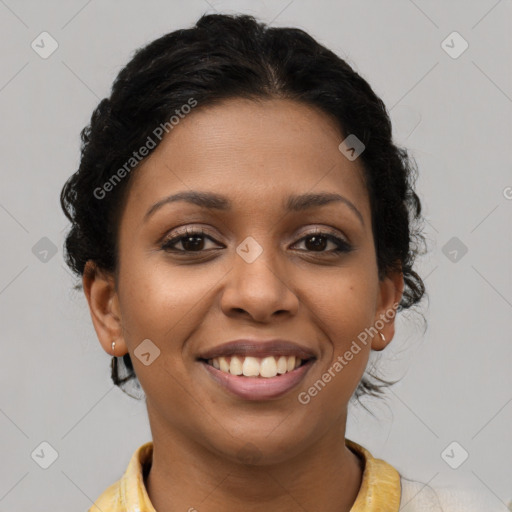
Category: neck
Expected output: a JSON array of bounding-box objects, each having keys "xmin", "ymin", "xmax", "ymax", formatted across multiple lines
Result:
[{"xmin": 145, "ymin": 414, "xmax": 364, "ymax": 512}]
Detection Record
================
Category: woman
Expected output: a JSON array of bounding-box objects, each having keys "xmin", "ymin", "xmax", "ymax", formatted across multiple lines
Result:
[{"xmin": 60, "ymin": 12, "xmax": 497, "ymax": 512}]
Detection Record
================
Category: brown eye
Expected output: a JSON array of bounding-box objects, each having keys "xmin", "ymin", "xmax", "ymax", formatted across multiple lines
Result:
[
  {"xmin": 161, "ymin": 228, "xmax": 220, "ymax": 252},
  {"xmin": 293, "ymin": 232, "xmax": 352, "ymax": 254},
  {"xmin": 160, "ymin": 228, "xmax": 352, "ymax": 256}
]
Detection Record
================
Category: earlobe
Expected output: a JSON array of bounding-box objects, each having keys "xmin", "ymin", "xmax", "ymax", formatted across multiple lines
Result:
[
  {"xmin": 82, "ymin": 260, "xmax": 126, "ymax": 357},
  {"xmin": 371, "ymin": 270, "xmax": 404, "ymax": 351}
]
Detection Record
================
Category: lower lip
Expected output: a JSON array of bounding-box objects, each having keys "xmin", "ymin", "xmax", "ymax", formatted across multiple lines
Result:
[{"xmin": 200, "ymin": 359, "xmax": 315, "ymax": 401}]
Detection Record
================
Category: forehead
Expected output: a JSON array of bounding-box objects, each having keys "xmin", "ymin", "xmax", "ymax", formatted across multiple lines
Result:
[{"xmin": 123, "ymin": 97, "xmax": 370, "ymax": 221}]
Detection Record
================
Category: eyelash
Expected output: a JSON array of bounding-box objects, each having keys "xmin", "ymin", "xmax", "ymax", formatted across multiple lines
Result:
[{"xmin": 160, "ymin": 227, "xmax": 353, "ymax": 255}]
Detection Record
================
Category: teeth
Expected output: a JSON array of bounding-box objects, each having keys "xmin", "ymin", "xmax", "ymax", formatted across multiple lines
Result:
[
  {"xmin": 208, "ymin": 355, "xmax": 307, "ymax": 378},
  {"xmin": 276, "ymin": 355, "xmax": 288, "ymax": 374},
  {"xmin": 260, "ymin": 356, "xmax": 277, "ymax": 378},
  {"xmin": 230, "ymin": 356, "xmax": 243, "ymax": 376},
  {"xmin": 242, "ymin": 356, "xmax": 260, "ymax": 377},
  {"xmin": 219, "ymin": 356, "xmax": 230, "ymax": 373}
]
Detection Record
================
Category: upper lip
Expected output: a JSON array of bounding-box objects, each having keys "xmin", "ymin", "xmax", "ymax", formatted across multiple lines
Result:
[{"xmin": 197, "ymin": 339, "xmax": 317, "ymax": 361}]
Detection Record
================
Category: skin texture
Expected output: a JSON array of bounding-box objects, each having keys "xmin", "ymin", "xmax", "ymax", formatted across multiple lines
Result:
[{"xmin": 83, "ymin": 97, "xmax": 404, "ymax": 512}]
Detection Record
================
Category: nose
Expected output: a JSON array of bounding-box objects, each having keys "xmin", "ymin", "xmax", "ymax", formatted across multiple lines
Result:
[{"xmin": 220, "ymin": 244, "xmax": 299, "ymax": 323}]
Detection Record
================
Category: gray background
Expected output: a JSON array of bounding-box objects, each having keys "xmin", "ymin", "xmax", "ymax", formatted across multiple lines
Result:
[{"xmin": 0, "ymin": 0, "xmax": 511, "ymax": 510}]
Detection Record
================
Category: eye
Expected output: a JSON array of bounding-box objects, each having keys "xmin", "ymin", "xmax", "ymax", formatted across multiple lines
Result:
[
  {"xmin": 161, "ymin": 228, "xmax": 221, "ymax": 252},
  {"xmin": 160, "ymin": 227, "xmax": 353, "ymax": 255},
  {"xmin": 292, "ymin": 230, "xmax": 353, "ymax": 254}
]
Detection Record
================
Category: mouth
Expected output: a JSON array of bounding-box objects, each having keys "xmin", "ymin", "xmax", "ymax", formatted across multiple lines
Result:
[
  {"xmin": 199, "ymin": 354, "xmax": 312, "ymax": 378},
  {"xmin": 196, "ymin": 338, "xmax": 317, "ymax": 400}
]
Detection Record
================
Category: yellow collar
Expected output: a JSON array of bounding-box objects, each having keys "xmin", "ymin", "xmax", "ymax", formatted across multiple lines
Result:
[
  {"xmin": 89, "ymin": 439, "xmax": 401, "ymax": 511},
  {"xmin": 345, "ymin": 439, "xmax": 401, "ymax": 511}
]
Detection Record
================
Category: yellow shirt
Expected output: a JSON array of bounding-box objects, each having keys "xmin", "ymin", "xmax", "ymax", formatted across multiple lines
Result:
[{"xmin": 88, "ymin": 438, "xmax": 401, "ymax": 511}]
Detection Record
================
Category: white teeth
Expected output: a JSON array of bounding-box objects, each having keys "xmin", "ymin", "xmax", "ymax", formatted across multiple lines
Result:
[
  {"xmin": 242, "ymin": 356, "xmax": 260, "ymax": 377},
  {"xmin": 276, "ymin": 355, "xmax": 288, "ymax": 374},
  {"xmin": 208, "ymin": 354, "xmax": 307, "ymax": 378},
  {"xmin": 260, "ymin": 356, "xmax": 277, "ymax": 378},
  {"xmin": 230, "ymin": 356, "xmax": 243, "ymax": 375},
  {"xmin": 219, "ymin": 356, "xmax": 230, "ymax": 373}
]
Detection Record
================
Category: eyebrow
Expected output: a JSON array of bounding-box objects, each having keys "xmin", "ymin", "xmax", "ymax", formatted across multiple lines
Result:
[{"xmin": 143, "ymin": 190, "xmax": 364, "ymax": 226}]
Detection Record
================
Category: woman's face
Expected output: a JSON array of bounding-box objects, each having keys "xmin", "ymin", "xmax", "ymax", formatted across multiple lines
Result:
[{"xmin": 86, "ymin": 97, "xmax": 402, "ymax": 464}]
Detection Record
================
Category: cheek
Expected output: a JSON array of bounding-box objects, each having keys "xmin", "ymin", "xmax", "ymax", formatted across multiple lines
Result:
[
  {"xmin": 304, "ymin": 269, "xmax": 377, "ymax": 393},
  {"xmin": 307, "ymin": 272, "xmax": 378, "ymax": 339},
  {"xmin": 118, "ymin": 256, "xmax": 219, "ymax": 347},
  {"xmin": 116, "ymin": 260, "xmax": 211, "ymax": 401}
]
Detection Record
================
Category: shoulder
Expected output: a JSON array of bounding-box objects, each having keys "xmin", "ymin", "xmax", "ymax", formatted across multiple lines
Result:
[
  {"xmin": 400, "ymin": 477, "xmax": 506, "ymax": 512},
  {"xmin": 88, "ymin": 441, "xmax": 154, "ymax": 512},
  {"xmin": 87, "ymin": 481, "xmax": 122, "ymax": 512}
]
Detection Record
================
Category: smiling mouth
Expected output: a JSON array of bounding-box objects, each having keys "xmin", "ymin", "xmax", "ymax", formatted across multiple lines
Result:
[{"xmin": 199, "ymin": 355, "xmax": 312, "ymax": 378}]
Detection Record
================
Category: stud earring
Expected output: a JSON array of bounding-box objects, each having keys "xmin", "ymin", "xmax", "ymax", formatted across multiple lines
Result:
[
  {"xmin": 111, "ymin": 340, "xmax": 116, "ymax": 357},
  {"xmin": 379, "ymin": 332, "xmax": 386, "ymax": 342}
]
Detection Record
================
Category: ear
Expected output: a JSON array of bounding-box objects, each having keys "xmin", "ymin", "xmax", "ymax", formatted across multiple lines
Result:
[
  {"xmin": 371, "ymin": 269, "xmax": 404, "ymax": 351},
  {"xmin": 82, "ymin": 260, "xmax": 126, "ymax": 357}
]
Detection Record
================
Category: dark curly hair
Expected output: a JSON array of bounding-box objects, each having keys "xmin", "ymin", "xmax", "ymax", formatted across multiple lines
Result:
[{"xmin": 60, "ymin": 12, "xmax": 427, "ymax": 403}]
